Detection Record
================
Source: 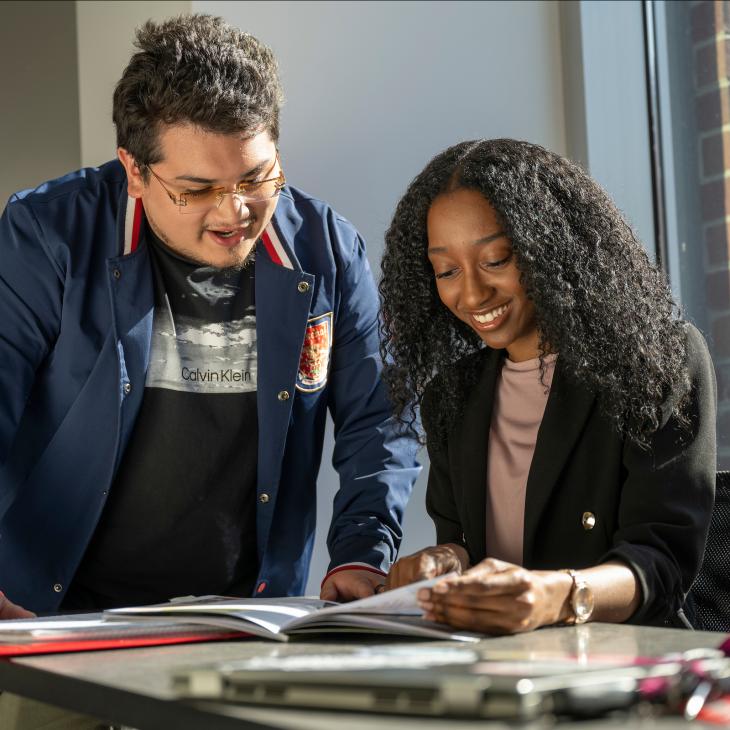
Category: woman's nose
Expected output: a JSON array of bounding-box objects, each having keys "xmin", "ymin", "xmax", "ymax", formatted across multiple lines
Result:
[{"xmin": 461, "ymin": 270, "xmax": 493, "ymax": 309}]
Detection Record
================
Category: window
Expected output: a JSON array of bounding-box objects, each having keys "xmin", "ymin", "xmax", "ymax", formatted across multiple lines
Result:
[{"xmin": 652, "ymin": 0, "xmax": 730, "ymax": 468}]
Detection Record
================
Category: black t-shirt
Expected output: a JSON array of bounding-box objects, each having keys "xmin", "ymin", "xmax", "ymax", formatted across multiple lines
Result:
[{"xmin": 63, "ymin": 229, "xmax": 259, "ymax": 610}]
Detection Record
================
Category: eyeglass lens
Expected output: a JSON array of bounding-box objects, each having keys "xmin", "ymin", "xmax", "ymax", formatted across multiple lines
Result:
[{"xmin": 177, "ymin": 177, "xmax": 283, "ymax": 214}]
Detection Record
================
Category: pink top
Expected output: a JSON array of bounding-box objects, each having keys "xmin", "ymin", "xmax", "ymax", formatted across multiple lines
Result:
[{"xmin": 485, "ymin": 354, "xmax": 557, "ymax": 565}]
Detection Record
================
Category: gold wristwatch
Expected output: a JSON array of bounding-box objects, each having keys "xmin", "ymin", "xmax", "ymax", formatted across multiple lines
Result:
[{"xmin": 561, "ymin": 569, "xmax": 594, "ymax": 624}]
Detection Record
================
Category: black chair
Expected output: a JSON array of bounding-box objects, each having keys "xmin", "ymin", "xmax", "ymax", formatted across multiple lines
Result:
[{"xmin": 691, "ymin": 470, "xmax": 730, "ymax": 632}]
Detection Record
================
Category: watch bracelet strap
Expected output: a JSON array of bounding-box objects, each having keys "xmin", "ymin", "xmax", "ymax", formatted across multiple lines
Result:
[{"xmin": 560, "ymin": 568, "xmax": 580, "ymax": 625}]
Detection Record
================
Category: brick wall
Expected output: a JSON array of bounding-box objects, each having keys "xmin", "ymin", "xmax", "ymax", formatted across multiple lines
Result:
[{"xmin": 692, "ymin": 0, "xmax": 730, "ymax": 468}]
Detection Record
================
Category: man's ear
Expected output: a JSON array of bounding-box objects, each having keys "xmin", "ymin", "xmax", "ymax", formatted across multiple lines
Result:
[{"xmin": 117, "ymin": 148, "xmax": 145, "ymax": 198}]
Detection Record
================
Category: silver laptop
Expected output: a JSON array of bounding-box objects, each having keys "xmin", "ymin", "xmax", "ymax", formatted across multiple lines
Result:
[{"xmin": 173, "ymin": 652, "xmax": 683, "ymax": 721}]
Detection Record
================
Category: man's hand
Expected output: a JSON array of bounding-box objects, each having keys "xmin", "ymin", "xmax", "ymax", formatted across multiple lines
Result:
[
  {"xmin": 385, "ymin": 544, "xmax": 470, "ymax": 590},
  {"xmin": 0, "ymin": 591, "xmax": 36, "ymax": 620},
  {"xmin": 416, "ymin": 558, "xmax": 567, "ymax": 634},
  {"xmin": 320, "ymin": 568, "xmax": 385, "ymax": 602}
]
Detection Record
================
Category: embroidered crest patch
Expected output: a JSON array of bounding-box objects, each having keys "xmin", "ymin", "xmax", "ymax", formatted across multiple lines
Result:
[{"xmin": 296, "ymin": 312, "xmax": 332, "ymax": 392}]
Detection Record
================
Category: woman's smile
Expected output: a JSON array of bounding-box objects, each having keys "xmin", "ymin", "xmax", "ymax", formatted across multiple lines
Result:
[{"xmin": 469, "ymin": 301, "xmax": 510, "ymax": 329}]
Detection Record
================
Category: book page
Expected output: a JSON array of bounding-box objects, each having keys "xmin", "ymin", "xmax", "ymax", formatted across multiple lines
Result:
[
  {"xmin": 308, "ymin": 573, "xmax": 457, "ymax": 618},
  {"xmin": 106, "ymin": 596, "xmax": 331, "ymax": 637}
]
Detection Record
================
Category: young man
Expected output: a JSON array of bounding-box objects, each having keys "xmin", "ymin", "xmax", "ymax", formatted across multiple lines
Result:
[{"xmin": 0, "ymin": 14, "xmax": 420, "ymax": 620}]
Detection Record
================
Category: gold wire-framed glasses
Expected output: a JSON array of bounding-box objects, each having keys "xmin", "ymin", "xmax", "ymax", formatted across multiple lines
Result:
[{"xmin": 145, "ymin": 155, "xmax": 286, "ymax": 214}]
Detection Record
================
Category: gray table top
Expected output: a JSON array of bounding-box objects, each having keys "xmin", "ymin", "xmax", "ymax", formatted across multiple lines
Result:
[{"xmin": 0, "ymin": 622, "xmax": 725, "ymax": 729}]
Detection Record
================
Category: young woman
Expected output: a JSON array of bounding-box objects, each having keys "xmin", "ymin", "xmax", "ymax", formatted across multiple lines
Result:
[{"xmin": 380, "ymin": 139, "xmax": 716, "ymax": 633}]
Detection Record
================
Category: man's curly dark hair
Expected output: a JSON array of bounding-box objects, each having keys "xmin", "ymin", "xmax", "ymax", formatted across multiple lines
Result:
[
  {"xmin": 113, "ymin": 14, "xmax": 283, "ymax": 177},
  {"xmin": 379, "ymin": 139, "xmax": 689, "ymax": 447}
]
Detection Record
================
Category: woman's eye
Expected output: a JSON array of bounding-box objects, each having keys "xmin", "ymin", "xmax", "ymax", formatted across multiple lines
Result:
[
  {"xmin": 435, "ymin": 269, "xmax": 458, "ymax": 280},
  {"xmin": 482, "ymin": 254, "xmax": 512, "ymax": 269}
]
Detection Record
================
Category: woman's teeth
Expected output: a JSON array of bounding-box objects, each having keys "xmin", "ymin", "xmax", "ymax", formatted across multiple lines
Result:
[{"xmin": 474, "ymin": 304, "xmax": 507, "ymax": 323}]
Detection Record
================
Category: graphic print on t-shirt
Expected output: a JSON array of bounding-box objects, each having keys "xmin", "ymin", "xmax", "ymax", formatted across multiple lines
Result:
[
  {"xmin": 146, "ymin": 265, "xmax": 257, "ymax": 394},
  {"xmin": 62, "ymin": 233, "xmax": 260, "ymax": 611}
]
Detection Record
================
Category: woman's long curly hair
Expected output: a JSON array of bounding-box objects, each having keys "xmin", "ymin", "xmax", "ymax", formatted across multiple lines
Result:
[{"xmin": 379, "ymin": 139, "xmax": 689, "ymax": 447}]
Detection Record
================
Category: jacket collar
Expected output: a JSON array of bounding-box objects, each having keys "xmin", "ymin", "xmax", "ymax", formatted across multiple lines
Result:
[
  {"xmin": 115, "ymin": 191, "xmax": 142, "ymax": 257},
  {"xmin": 522, "ymin": 359, "xmax": 595, "ymax": 562},
  {"xmin": 123, "ymin": 197, "xmax": 144, "ymax": 255},
  {"xmin": 453, "ymin": 348, "xmax": 503, "ymax": 561}
]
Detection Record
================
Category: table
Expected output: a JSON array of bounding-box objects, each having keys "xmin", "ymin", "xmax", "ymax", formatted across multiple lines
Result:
[{"xmin": 0, "ymin": 623, "xmax": 725, "ymax": 729}]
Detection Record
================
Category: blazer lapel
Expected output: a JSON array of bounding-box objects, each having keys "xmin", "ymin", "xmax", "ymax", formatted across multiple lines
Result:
[
  {"xmin": 451, "ymin": 348, "xmax": 503, "ymax": 563},
  {"xmin": 522, "ymin": 359, "xmax": 596, "ymax": 563}
]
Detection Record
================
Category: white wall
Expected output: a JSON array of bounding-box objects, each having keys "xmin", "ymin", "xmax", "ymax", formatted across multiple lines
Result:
[
  {"xmin": 193, "ymin": 0, "xmax": 567, "ymax": 268},
  {"xmin": 0, "ymin": 1, "xmax": 81, "ymax": 208},
  {"xmin": 192, "ymin": 0, "xmax": 567, "ymax": 594},
  {"xmin": 76, "ymin": 0, "xmax": 191, "ymax": 167}
]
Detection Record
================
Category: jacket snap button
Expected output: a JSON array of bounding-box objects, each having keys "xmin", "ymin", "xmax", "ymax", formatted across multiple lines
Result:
[
  {"xmin": 123, "ymin": 382, "xmax": 132, "ymax": 395},
  {"xmin": 259, "ymin": 493, "xmax": 270, "ymax": 504},
  {"xmin": 277, "ymin": 390, "xmax": 290, "ymax": 401},
  {"xmin": 112, "ymin": 268, "xmax": 121, "ymax": 280},
  {"xmin": 582, "ymin": 512, "xmax": 596, "ymax": 530},
  {"xmin": 53, "ymin": 583, "xmax": 63, "ymax": 593},
  {"xmin": 297, "ymin": 281, "xmax": 310, "ymax": 293}
]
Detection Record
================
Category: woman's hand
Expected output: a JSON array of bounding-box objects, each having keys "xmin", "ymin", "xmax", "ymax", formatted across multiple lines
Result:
[
  {"xmin": 385, "ymin": 543, "xmax": 470, "ymax": 590},
  {"xmin": 417, "ymin": 558, "xmax": 569, "ymax": 634}
]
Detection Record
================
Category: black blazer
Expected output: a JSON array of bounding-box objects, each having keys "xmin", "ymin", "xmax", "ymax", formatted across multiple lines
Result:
[{"xmin": 422, "ymin": 324, "xmax": 717, "ymax": 625}]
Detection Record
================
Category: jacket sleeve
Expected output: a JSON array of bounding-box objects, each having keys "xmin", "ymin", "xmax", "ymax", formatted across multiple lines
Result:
[
  {"xmin": 601, "ymin": 323, "xmax": 717, "ymax": 624},
  {"xmin": 0, "ymin": 198, "xmax": 63, "ymax": 474},
  {"xmin": 325, "ymin": 229, "xmax": 421, "ymax": 573}
]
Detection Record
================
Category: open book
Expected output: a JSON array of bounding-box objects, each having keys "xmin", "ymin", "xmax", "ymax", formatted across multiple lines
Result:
[{"xmin": 105, "ymin": 575, "xmax": 480, "ymax": 643}]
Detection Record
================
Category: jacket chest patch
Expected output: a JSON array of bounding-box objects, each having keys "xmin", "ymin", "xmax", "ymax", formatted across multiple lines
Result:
[{"xmin": 297, "ymin": 312, "xmax": 332, "ymax": 392}]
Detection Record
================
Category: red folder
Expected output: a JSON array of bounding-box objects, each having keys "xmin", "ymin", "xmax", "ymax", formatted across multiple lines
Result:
[
  {"xmin": 0, "ymin": 625, "xmax": 245, "ymax": 657},
  {"xmin": 0, "ymin": 620, "xmax": 250, "ymax": 657}
]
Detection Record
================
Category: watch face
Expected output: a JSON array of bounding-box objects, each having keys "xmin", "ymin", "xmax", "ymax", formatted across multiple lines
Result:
[{"xmin": 573, "ymin": 583, "xmax": 595, "ymax": 623}]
